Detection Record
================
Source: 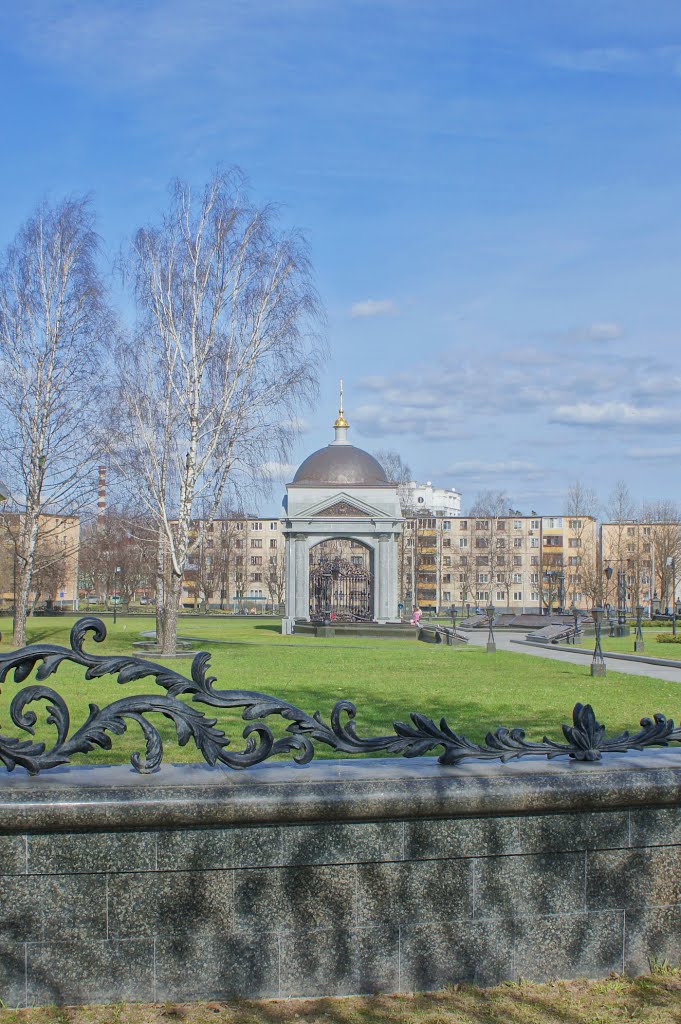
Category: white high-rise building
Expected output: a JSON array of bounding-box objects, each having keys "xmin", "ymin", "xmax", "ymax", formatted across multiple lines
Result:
[{"xmin": 406, "ymin": 481, "xmax": 462, "ymax": 517}]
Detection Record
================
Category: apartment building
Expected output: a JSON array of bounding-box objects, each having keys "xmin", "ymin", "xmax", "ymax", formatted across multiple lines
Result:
[
  {"xmin": 0, "ymin": 514, "xmax": 81, "ymax": 609},
  {"xmin": 180, "ymin": 516, "xmax": 285, "ymax": 610},
  {"xmin": 399, "ymin": 513, "xmax": 598, "ymax": 614},
  {"xmin": 177, "ymin": 512, "xmax": 600, "ymax": 616},
  {"xmin": 600, "ymin": 521, "xmax": 681, "ymax": 614}
]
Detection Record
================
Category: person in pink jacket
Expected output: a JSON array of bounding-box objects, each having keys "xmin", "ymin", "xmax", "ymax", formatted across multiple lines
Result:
[{"xmin": 411, "ymin": 606, "xmax": 422, "ymax": 625}]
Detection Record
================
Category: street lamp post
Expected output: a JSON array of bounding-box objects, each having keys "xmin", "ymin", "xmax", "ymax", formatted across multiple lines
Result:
[
  {"xmin": 635, "ymin": 604, "xmax": 645, "ymax": 653},
  {"xmin": 113, "ymin": 566, "xmax": 121, "ymax": 625},
  {"xmin": 667, "ymin": 557, "xmax": 677, "ymax": 638},
  {"xmin": 571, "ymin": 602, "xmax": 580, "ymax": 645},
  {"xmin": 486, "ymin": 602, "xmax": 496, "ymax": 653},
  {"xmin": 591, "ymin": 607, "xmax": 607, "ymax": 677},
  {"xmin": 616, "ymin": 568, "xmax": 630, "ymax": 637}
]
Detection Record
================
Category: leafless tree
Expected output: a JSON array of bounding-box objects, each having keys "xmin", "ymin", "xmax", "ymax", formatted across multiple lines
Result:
[
  {"xmin": 373, "ymin": 449, "xmax": 413, "ymax": 510},
  {"xmin": 640, "ymin": 500, "xmax": 681, "ymax": 610},
  {"xmin": 79, "ymin": 507, "xmax": 156, "ymax": 607},
  {"xmin": 114, "ymin": 170, "xmax": 323, "ymax": 653},
  {"xmin": 564, "ymin": 480, "xmax": 600, "ymax": 607},
  {"xmin": 468, "ymin": 490, "xmax": 509, "ymax": 518},
  {"xmin": 0, "ymin": 197, "xmax": 113, "ymax": 643},
  {"xmin": 266, "ymin": 546, "xmax": 287, "ymax": 610}
]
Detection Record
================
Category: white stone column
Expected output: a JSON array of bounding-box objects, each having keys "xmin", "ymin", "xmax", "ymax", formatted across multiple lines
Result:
[
  {"xmin": 377, "ymin": 536, "xmax": 390, "ymax": 622},
  {"xmin": 294, "ymin": 535, "xmax": 309, "ymax": 619},
  {"xmin": 284, "ymin": 534, "xmax": 296, "ymax": 620}
]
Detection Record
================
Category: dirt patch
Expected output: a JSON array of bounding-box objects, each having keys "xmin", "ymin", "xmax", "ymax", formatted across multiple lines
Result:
[{"xmin": 2, "ymin": 973, "xmax": 681, "ymax": 1024}]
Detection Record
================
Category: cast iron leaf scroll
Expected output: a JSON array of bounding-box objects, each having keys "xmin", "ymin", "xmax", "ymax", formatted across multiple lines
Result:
[{"xmin": 0, "ymin": 617, "xmax": 680, "ymax": 774}]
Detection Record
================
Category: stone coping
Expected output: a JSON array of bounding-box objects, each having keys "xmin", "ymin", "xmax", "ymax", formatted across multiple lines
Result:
[{"xmin": 1, "ymin": 751, "xmax": 681, "ymax": 832}]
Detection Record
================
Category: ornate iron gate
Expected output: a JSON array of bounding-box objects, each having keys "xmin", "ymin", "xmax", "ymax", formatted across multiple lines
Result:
[{"xmin": 309, "ymin": 553, "xmax": 373, "ymax": 621}]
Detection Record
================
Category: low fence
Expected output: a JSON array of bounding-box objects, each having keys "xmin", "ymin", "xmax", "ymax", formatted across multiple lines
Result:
[{"xmin": 0, "ymin": 619, "xmax": 680, "ymax": 1005}]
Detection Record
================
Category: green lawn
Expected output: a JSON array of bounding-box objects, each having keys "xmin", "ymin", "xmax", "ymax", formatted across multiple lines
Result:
[
  {"xmin": 598, "ymin": 628, "xmax": 681, "ymax": 659},
  {"xmin": 0, "ymin": 614, "xmax": 680, "ymax": 770}
]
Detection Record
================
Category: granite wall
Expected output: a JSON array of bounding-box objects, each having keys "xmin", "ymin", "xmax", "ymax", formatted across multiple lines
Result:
[{"xmin": 1, "ymin": 753, "xmax": 681, "ymax": 1006}]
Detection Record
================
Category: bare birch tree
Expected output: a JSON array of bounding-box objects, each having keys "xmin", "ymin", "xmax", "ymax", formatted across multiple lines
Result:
[
  {"xmin": 114, "ymin": 170, "xmax": 322, "ymax": 653},
  {"xmin": 0, "ymin": 197, "xmax": 112, "ymax": 643}
]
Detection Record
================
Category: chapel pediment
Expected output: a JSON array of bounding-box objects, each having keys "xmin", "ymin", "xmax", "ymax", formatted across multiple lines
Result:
[{"xmin": 313, "ymin": 499, "xmax": 370, "ymax": 518}]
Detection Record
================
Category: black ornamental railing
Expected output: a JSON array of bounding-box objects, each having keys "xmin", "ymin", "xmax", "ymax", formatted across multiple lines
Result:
[{"xmin": 0, "ymin": 617, "xmax": 679, "ymax": 775}]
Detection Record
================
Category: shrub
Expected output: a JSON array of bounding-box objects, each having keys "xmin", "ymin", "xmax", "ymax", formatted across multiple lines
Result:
[{"xmin": 656, "ymin": 633, "xmax": 681, "ymax": 644}]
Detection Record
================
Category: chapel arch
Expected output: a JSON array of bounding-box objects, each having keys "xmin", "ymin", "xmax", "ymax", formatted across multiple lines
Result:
[{"xmin": 308, "ymin": 537, "xmax": 374, "ymax": 621}]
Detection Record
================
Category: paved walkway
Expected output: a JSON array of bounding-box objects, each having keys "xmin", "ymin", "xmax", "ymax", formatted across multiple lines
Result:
[{"xmin": 464, "ymin": 630, "xmax": 681, "ymax": 683}]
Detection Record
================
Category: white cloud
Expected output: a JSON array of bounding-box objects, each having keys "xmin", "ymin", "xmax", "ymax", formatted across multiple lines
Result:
[
  {"xmin": 627, "ymin": 445, "xmax": 681, "ymax": 460},
  {"xmin": 633, "ymin": 375, "xmax": 681, "ymax": 398},
  {"xmin": 259, "ymin": 461, "xmax": 297, "ymax": 480},
  {"xmin": 545, "ymin": 48, "xmax": 641, "ymax": 73},
  {"xmin": 552, "ymin": 402, "xmax": 681, "ymax": 428},
  {"xmin": 281, "ymin": 416, "xmax": 310, "ymax": 434},
  {"xmin": 544, "ymin": 45, "xmax": 681, "ymax": 77},
  {"xmin": 587, "ymin": 322, "xmax": 623, "ymax": 342},
  {"xmin": 447, "ymin": 459, "xmax": 544, "ymax": 481},
  {"xmin": 350, "ymin": 299, "xmax": 398, "ymax": 318}
]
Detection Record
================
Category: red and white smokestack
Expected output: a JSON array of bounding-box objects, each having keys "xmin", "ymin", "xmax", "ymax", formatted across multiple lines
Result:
[{"xmin": 98, "ymin": 466, "xmax": 107, "ymax": 519}]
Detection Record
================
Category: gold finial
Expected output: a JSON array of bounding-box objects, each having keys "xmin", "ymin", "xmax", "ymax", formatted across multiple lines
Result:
[{"xmin": 334, "ymin": 377, "xmax": 349, "ymax": 428}]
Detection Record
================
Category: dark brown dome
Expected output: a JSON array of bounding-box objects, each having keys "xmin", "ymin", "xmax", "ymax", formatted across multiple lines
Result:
[{"xmin": 292, "ymin": 445, "xmax": 389, "ymax": 486}]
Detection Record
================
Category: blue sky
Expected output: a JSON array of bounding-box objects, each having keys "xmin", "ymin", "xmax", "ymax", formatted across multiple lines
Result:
[{"xmin": 2, "ymin": 0, "xmax": 681, "ymax": 515}]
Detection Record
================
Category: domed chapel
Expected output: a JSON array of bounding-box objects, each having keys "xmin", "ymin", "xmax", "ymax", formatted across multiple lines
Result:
[{"xmin": 281, "ymin": 384, "xmax": 403, "ymax": 630}]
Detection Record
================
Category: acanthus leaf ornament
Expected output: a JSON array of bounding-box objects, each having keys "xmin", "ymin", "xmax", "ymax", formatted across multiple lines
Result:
[{"xmin": 0, "ymin": 618, "xmax": 679, "ymax": 775}]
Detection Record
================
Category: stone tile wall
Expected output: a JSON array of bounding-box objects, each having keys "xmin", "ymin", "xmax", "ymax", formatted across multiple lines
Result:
[{"xmin": 1, "ymin": 807, "xmax": 680, "ymax": 1005}]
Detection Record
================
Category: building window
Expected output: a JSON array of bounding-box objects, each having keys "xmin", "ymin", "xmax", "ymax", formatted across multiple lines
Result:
[
  {"xmin": 568, "ymin": 538, "xmax": 581, "ymax": 548},
  {"xmin": 443, "ymin": 556, "xmax": 451, "ymax": 566},
  {"xmin": 236, "ymin": 522, "xmax": 244, "ymax": 530},
  {"xmin": 496, "ymin": 590, "xmax": 504, "ymax": 602},
  {"xmin": 513, "ymin": 591, "xmax": 523, "ymax": 601},
  {"xmin": 569, "ymin": 520, "xmax": 582, "ymax": 530},
  {"xmin": 513, "ymin": 573, "xmax": 522, "ymax": 584},
  {"xmin": 270, "ymin": 539, "xmax": 277, "ymax": 548},
  {"xmin": 514, "ymin": 520, "xmax": 522, "ymax": 530},
  {"xmin": 251, "ymin": 539, "xmax": 263, "ymax": 548},
  {"xmin": 531, "ymin": 520, "xmax": 540, "ymax": 530},
  {"xmin": 513, "ymin": 556, "xmax": 522, "ymax": 566},
  {"xmin": 545, "ymin": 536, "xmax": 562, "ymax": 547},
  {"xmin": 251, "ymin": 522, "xmax": 263, "ymax": 531},
  {"xmin": 250, "ymin": 556, "xmax": 262, "ymax": 566},
  {"xmin": 531, "ymin": 556, "xmax": 540, "ymax": 565},
  {"xmin": 460, "ymin": 521, "xmax": 468, "ymax": 530},
  {"xmin": 476, "ymin": 591, "xmax": 489, "ymax": 601},
  {"xmin": 513, "ymin": 538, "xmax": 522, "ymax": 548},
  {"xmin": 530, "ymin": 538, "xmax": 539, "ymax": 548},
  {"xmin": 477, "ymin": 573, "xmax": 489, "ymax": 584},
  {"xmin": 270, "ymin": 522, "xmax": 278, "ymax": 530},
  {"xmin": 351, "ymin": 556, "xmax": 363, "ymax": 565},
  {"xmin": 250, "ymin": 573, "xmax": 262, "ymax": 582},
  {"xmin": 443, "ymin": 521, "xmax": 451, "ymax": 531},
  {"xmin": 443, "ymin": 538, "xmax": 451, "ymax": 548},
  {"xmin": 443, "ymin": 591, "xmax": 451, "ymax": 601},
  {"xmin": 459, "ymin": 538, "xmax": 468, "ymax": 548},
  {"xmin": 476, "ymin": 520, "xmax": 489, "ymax": 531},
  {"xmin": 531, "ymin": 591, "xmax": 539, "ymax": 601}
]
